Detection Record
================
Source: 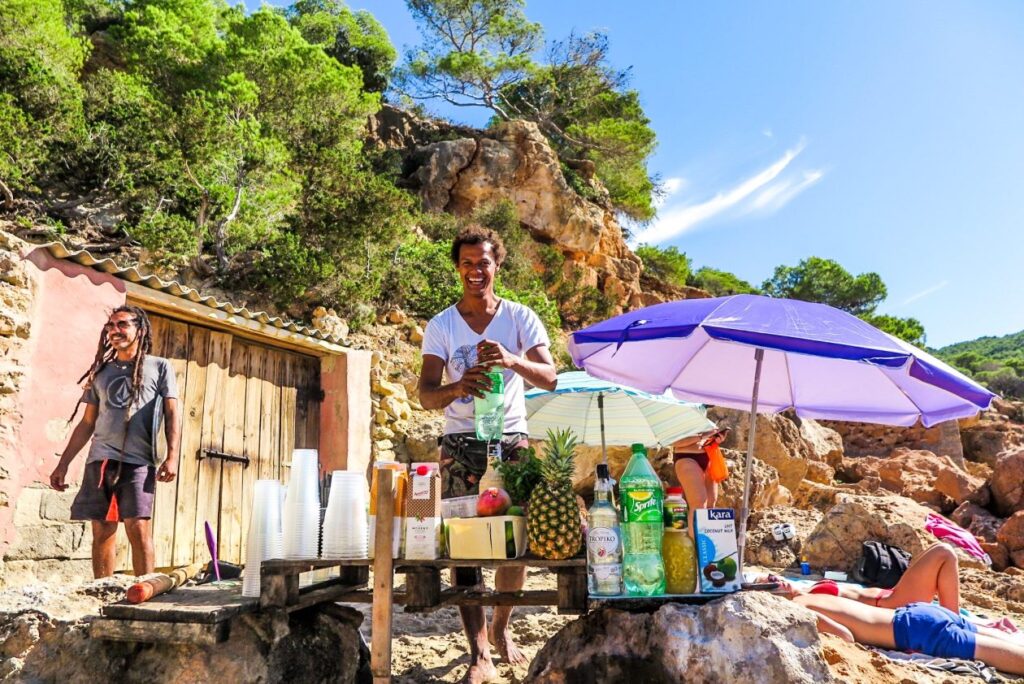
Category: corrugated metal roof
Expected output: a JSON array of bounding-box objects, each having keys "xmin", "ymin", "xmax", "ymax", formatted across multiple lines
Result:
[{"xmin": 41, "ymin": 242, "xmax": 346, "ymax": 345}]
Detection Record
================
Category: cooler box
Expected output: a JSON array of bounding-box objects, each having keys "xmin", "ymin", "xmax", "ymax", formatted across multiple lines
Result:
[{"xmin": 446, "ymin": 516, "xmax": 526, "ymax": 559}]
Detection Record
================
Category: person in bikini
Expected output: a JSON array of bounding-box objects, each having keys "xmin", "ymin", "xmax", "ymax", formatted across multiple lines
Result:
[
  {"xmin": 766, "ymin": 542, "xmax": 963, "ymax": 612},
  {"xmin": 791, "ymin": 592, "xmax": 1024, "ymax": 675},
  {"xmin": 672, "ymin": 427, "xmax": 729, "ymax": 536}
]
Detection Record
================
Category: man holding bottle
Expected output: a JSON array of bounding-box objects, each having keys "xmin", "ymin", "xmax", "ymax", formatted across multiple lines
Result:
[{"xmin": 418, "ymin": 225, "xmax": 557, "ymax": 683}]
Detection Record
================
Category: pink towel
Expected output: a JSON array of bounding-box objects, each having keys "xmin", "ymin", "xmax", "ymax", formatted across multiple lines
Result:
[{"xmin": 924, "ymin": 512, "xmax": 992, "ymax": 565}]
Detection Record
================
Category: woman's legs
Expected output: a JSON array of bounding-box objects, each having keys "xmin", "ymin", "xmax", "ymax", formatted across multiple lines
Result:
[
  {"xmin": 675, "ymin": 458, "xmax": 709, "ymax": 538},
  {"xmin": 873, "ymin": 543, "xmax": 960, "ymax": 612},
  {"xmin": 973, "ymin": 633, "xmax": 1024, "ymax": 676}
]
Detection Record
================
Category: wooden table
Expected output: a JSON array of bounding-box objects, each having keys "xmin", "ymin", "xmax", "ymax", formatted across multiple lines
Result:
[{"xmin": 258, "ymin": 469, "xmax": 587, "ymax": 684}]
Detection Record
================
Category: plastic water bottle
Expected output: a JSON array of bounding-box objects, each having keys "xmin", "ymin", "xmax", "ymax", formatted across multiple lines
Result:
[
  {"xmin": 474, "ymin": 368, "xmax": 504, "ymax": 441},
  {"xmin": 587, "ymin": 464, "xmax": 623, "ymax": 595},
  {"xmin": 620, "ymin": 443, "xmax": 666, "ymax": 596}
]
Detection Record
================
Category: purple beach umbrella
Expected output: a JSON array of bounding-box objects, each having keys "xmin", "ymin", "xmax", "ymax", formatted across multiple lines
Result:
[{"xmin": 569, "ymin": 294, "xmax": 996, "ymax": 576}]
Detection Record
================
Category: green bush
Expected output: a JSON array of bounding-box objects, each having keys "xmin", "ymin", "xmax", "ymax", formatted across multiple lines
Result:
[{"xmin": 636, "ymin": 243, "xmax": 691, "ymax": 288}]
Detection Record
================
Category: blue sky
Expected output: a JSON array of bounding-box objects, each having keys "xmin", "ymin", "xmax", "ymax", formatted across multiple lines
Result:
[{"xmin": 250, "ymin": 0, "xmax": 1024, "ymax": 348}]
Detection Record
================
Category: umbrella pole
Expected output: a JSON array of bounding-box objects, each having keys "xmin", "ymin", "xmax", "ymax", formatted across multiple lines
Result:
[
  {"xmin": 737, "ymin": 348, "xmax": 765, "ymax": 583},
  {"xmin": 598, "ymin": 392, "xmax": 607, "ymax": 465}
]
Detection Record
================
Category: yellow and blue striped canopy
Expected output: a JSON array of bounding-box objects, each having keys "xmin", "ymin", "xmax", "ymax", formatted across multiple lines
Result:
[{"xmin": 525, "ymin": 371, "xmax": 716, "ymax": 447}]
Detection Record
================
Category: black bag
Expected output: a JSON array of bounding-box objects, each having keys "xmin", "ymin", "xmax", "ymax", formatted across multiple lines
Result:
[{"xmin": 851, "ymin": 541, "xmax": 911, "ymax": 588}]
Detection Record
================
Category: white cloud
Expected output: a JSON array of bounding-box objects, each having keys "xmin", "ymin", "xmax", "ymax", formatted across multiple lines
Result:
[
  {"xmin": 655, "ymin": 177, "xmax": 686, "ymax": 208},
  {"xmin": 750, "ymin": 169, "xmax": 825, "ymax": 213},
  {"xmin": 763, "ymin": 128, "xmax": 774, "ymax": 138},
  {"xmin": 630, "ymin": 141, "xmax": 806, "ymax": 246},
  {"xmin": 900, "ymin": 280, "xmax": 949, "ymax": 307}
]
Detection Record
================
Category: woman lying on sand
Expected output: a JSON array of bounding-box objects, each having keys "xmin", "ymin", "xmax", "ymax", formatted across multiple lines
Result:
[
  {"xmin": 763, "ymin": 543, "xmax": 962, "ymax": 612},
  {"xmin": 792, "ymin": 593, "xmax": 1024, "ymax": 675}
]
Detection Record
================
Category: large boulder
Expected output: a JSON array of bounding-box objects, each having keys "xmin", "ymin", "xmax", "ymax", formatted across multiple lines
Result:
[
  {"xmin": 709, "ymin": 410, "xmax": 845, "ymax": 492},
  {"xmin": 716, "ymin": 452, "xmax": 789, "ymax": 513},
  {"xmin": 0, "ymin": 577, "xmax": 368, "ymax": 682},
  {"xmin": 528, "ymin": 592, "xmax": 836, "ymax": 683},
  {"xmin": 990, "ymin": 449, "xmax": 1024, "ymax": 516},
  {"xmin": 743, "ymin": 506, "xmax": 824, "ymax": 568},
  {"xmin": 959, "ymin": 402, "xmax": 1024, "ymax": 468},
  {"xmin": 837, "ymin": 448, "xmax": 973, "ymax": 511},
  {"xmin": 997, "ymin": 511, "xmax": 1024, "ymax": 570},
  {"xmin": 950, "ymin": 501, "xmax": 1004, "ymax": 543},
  {"xmin": 802, "ymin": 494, "xmax": 985, "ymax": 572},
  {"xmin": 823, "ymin": 419, "xmax": 965, "ymax": 467}
]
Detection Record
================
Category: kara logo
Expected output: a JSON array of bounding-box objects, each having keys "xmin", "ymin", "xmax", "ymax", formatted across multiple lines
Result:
[{"xmin": 707, "ymin": 509, "xmax": 734, "ymax": 521}]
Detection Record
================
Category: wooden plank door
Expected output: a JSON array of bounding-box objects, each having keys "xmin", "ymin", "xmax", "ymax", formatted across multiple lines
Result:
[{"xmin": 129, "ymin": 313, "xmax": 322, "ymax": 570}]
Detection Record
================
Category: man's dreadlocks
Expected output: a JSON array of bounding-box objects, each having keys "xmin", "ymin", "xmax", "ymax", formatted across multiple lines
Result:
[{"xmin": 68, "ymin": 305, "xmax": 153, "ymax": 424}]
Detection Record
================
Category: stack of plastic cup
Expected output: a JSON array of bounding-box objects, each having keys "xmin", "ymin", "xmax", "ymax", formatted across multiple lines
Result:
[
  {"xmin": 321, "ymin": 471, "xmax": 369, "ymax": 559},
  {"xmin": 282, "ymin": 448, "xmax": 321, "ymax": 560},
  {"xmin": 242, "ymin": 479, "xmax": 284, "ymax": 598}
]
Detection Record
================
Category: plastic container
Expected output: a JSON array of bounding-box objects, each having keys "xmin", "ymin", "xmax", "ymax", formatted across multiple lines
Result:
[
  {"xmin": 474, "ymin": 369, "xmax": 505, "ymax": 441},
  {"xmin": 440, "ymin": 496, "xmax": 478, "ymax": 519},
  {"xmin": 663, "ymin": 487, "xmax": 687, "ymax": 530},
  {"xmin": 620, "ymin": 443, "xmax": 666, "ymax": 596},
  {"xmin": 663, "ymin": 529, "xmax": 697, "ymax": 594}
]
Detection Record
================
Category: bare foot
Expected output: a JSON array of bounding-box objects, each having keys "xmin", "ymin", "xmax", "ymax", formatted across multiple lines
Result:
[
  {"xmin": 488, "ymin": 625, "xmax": 527, "ymax": 666},
  {"xmin": 461, "ymin": 658, "xmax": 498, "ymax": 684}
]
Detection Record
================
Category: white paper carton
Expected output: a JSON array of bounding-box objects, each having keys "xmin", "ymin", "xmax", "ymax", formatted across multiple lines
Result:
[
  {"xmin": 446, "ymin": 516, "xmax": 527, "ymax": 559},
  {"xmin": 694, "ymin": 508, "xmax": 741, "ymax": 593},
  {"xmin": 403, "ymin": 463, "xmax": 441, "ymax": 559}
]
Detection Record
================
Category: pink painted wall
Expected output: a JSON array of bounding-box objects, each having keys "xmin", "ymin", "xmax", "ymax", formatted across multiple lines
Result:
[
  {"xmin": 320, "ymin": 350, "xmax": 372, "ymax": 476},
  {"xmin": 0, "ymin": 248, "xmax": 126, "ymax": 548}
]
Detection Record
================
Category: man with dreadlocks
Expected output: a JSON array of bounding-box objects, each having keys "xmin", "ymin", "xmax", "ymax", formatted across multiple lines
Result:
[{"xmin": 49, "ymin": 306, "xmax": 181, "ymax": 578}]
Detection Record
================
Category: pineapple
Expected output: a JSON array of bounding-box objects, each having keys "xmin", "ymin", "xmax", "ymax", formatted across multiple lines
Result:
[{"xmin": 527, "ymin": 428, "xmax": 583, "ymax": 560}]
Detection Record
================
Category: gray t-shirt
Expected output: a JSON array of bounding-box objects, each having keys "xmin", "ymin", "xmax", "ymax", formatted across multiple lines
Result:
[{"xmin": 82, "ymin": 356, "xmax": 178, "ymax": 466}]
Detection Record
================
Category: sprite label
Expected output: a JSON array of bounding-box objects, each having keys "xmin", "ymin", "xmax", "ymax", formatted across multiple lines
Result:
[{"xmin": 622, "ymin": 488, "xmax": 664, "ymax": 523}]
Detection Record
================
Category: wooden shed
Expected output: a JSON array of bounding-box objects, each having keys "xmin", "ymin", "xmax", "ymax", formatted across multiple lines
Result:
[{"xmin": 1, "ymin": 240, "xmax": 371, "ymax": 580}]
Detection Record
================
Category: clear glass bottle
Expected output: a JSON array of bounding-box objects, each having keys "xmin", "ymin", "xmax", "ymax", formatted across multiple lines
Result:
[{"xmin": 587, "ymin": 464, "xmax": 623, "ymax": 595}]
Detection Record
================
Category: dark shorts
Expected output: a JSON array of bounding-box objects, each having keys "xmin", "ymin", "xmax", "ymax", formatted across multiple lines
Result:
[
  {"xmin": 673, "ymin": 450, "xmax": 709, "ymax": 471},
  {"xmin": 438, "ymin": 432, "xmax": 528, "ymax": 499},
  {"xmin": 70, "ymin": 460, "xmax": 156, "ymax": 521},
  {"xmin": 892, "ymin": 603, "xmax": 977, "ymax": 660}
]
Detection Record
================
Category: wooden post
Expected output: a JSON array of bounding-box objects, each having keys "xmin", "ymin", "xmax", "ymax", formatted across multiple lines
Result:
[
  {"xmin": 404, "ymin": 567, "xmax": 441, "ymax": 611},
  {"xmin": 556, "ymin": 566, "xmax": 588, "ymax": 614},
  {"xmin": 371, "ymin": 468, "xmax": 394, "ymax": 684}
]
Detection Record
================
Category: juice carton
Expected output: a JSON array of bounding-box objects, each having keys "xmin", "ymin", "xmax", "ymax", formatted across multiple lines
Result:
[
  {"xmin": 693, "ymin": 508, "xmax": 741, "ymax": 593},
  {"xmin": 369, "ymin": 461, "xmax": 408, "ymax": 559},
  {"xmin": 404, "ymin": 463, "xmax": 441, "ymax": 559}
]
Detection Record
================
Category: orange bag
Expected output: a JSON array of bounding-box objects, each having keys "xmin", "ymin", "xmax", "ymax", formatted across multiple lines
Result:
[{"xmin": 704, "ymin": 442, "xmax": 729, "ymax": 483}]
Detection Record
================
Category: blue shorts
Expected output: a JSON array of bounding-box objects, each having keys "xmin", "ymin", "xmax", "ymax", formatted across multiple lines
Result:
[{"xmin": 892, "ymin": 603, "xmax": 977, "ymax": 660}]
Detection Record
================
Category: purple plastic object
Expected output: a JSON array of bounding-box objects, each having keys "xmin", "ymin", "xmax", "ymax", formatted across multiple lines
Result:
[
  {"xmin": 569, "ymin": 294, "xmax": 996, "ymax": 583},
  {"xmin": 569, "ymin": 294, "xmax": 994, "ymax": 427},
  {"xmin": 204, "ymin": 521, "xmax": 221, "ymax": 581}
]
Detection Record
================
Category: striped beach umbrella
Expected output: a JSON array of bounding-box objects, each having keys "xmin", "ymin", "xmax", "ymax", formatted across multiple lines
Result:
[{"xmin": 525, "ymin": 371, "xmax": 716, "ymax": 462}]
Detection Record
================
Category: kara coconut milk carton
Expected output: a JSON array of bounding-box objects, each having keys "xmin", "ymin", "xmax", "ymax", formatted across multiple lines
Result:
[{"xmin": 694, "ymin": 508, "xmax": 741, "ymax": 593}]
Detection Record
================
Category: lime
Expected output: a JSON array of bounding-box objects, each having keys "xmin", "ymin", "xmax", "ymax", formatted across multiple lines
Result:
[{"xmin": 507, "ymin": 505, "xmax": 524, "ymax": 516}]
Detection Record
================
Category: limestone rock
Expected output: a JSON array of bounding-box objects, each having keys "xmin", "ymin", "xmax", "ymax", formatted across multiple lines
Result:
[
  {"xmin": 797, "ymin": 418, "xmax": 846, "ymax": 469},
  {"xmin": 716, "ymin": 452, "xmax": 788, "ymax": 513},
  {"xmin": 0, "ymin": 576, "xmax": 367, "ymax": 682},
  {"xmin": 960, "ymin": 407, "xmax": 1024, "ymax": 467},
  {"xmin": 710, "ymin": 410, "xmax": 807, "ymax": 492},
  {"xmin": 528, "ymin": 592, "xmax": 836, "ymax": 683},
  {"xmin": 950, "ymin": 501, "xmax": 1004, "ymax": 543},
  {"xmin": 791, "ymin": 480, "xmax": 845, "ymax": 513},
  {"xmin": 743, "ymin": 506, "xmax": 824, "ymax": 568},
  {"xmin": 837, "ymin": 448, "xmax": 962, "ymax": 511},
  {"xmin": 802, "ymin": 495, "xmax": 955, "ymax": 573},
  {"xmin": 824, "ymin": 418, "xmax": 966, "ymax": 467},
  {"xmin": 804, "ymin": 460, "xmax": 836, "ymax": 485},
  {"xmin": 990, "ymin": 449, "xmax": 1024, "ymax": 516},
  {"xmin": 933, "ymin": 464, "xmax": 989, "ymax": 506},
  {"xmin": 310, "ymin": 306, "xmax": 349, "ymax": 341},
  {"xmin": 982, "ymin": 542, "xmax": 1010, "ymax": 572},
  {"xmin": 996, "ymin": 511, "xmax": 1024, "ymax": 557}
]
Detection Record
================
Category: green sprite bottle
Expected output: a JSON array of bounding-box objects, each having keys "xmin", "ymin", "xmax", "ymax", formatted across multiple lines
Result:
[{"xmin": 620, "ymin": 443, "xmax": 666, "ymax": 596}]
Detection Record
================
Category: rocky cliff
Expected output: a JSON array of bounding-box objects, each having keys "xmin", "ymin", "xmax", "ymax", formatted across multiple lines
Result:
[{"xmin": 370, "ymin": 105, "xmax": 696, "ymax": 314}]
